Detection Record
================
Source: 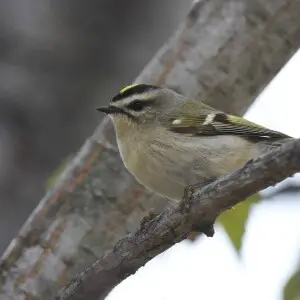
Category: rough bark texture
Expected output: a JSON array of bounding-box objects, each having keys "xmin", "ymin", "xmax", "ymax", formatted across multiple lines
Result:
[
  {"xmin": 56, "ymin": 138, "xmax": 300, "ymax": 300},
  {"xmin": 1, "ymin": 0, "xmax": 300, "ymax": 299}
]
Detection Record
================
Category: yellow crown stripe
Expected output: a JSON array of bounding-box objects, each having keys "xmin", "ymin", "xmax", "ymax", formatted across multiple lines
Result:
[{"xmin": 120, "ymin": 84, "xmax": 138, "ymax": 94}]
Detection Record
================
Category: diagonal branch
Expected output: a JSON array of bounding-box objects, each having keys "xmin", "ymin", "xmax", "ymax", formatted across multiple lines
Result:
[
  {"xmin": 2, "ymin": 0, "xmax": 300, "ymax": 299},
  {"xmin": 56, "ymin": 138, "xmax": 300, "ymax": 300}
]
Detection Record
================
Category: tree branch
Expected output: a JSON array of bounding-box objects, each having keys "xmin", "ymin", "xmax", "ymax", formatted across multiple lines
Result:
[
  {"xmin": 56, "ymin": 138, "xmax": 300, "ymax": 300},
  {"xmin": 2, "ymin": 0, "xmax": 300, "ymax": 299}
]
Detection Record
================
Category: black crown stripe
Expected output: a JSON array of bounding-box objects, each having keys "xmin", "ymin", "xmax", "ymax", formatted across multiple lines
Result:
[{"xmin": 111, "ymin": 84, "xmax": 159, "ymax": 102}]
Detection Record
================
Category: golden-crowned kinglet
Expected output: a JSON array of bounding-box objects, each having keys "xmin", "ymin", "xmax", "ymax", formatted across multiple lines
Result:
[{"xmin": 97, "ymin": 84, "xmax": 291, "ymax": 203}]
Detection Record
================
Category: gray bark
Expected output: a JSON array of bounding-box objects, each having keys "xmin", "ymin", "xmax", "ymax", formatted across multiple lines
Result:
[
  {"xmin": 1, "ymin": 0, "xmax": 300, "ymax": 299},
  {"xmin": 56, "ymin": 138, "xmax": 300, "ymax": 300}
]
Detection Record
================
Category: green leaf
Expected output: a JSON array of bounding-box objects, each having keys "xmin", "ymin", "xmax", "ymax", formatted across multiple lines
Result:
[
  {"xmin": 284, "ymin": 267, "xmax": 300, "ymax": 300},
  {"xmin": 218, "ymin": 193, "xmax": 261, "ymax": 253}
]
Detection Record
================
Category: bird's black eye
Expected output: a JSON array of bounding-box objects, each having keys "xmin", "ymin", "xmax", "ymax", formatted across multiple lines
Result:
[{"xmin": 127, "ymin": 100, "xmax": 145, "ymax": 112}]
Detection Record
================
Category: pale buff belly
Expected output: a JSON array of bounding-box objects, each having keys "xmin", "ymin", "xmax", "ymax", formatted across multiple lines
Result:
[{"xmin": 120, "ymin": 135, "xmax": 259, "ymax": 201}]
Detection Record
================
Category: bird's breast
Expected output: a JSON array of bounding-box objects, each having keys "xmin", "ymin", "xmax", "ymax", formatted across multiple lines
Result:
[{"xmin": 117, "ymin": 132, "xmax": 258, "ymax": 202}]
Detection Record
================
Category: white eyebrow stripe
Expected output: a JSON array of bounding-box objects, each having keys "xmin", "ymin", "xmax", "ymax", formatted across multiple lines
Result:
[{"xmin": 113, "ymin": 91, "xmax": 158, "ymax": 107}]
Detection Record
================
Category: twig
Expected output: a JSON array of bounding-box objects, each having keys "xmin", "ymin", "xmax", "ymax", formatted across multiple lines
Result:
[{"xmin": 56, "ymin": 139, "xmax": 300, "ymax": 300}]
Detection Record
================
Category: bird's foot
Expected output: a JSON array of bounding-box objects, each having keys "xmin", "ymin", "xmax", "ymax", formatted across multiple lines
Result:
[
  {"xmin": 140, "ymin": 210, "xmax": 159, "ymax": 228},
  {"xmin": 181, "ymin": 180, "xmax": 216, "ymax": 238},
  {"xmin": 180, "ymin": 179, "xmax": 215, "ymax": 214}
]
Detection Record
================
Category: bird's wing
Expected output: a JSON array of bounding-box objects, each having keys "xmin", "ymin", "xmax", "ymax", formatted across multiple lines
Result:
[{"xmin": 168, "ymin": 101, "xmax": 290, "ymax": 139}]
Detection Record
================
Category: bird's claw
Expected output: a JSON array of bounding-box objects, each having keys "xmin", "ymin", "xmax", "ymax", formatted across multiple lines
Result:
[
  {"xmin": 140, "ymin": 210, "xmax": 158, "ymax": 228},
  {"xmin": 181, "ymin": 179, "xmax": 215, "ymax": 214},
  {"xmin": 181, "ymin": 180, "xmax": 216, "ymax": 237}
]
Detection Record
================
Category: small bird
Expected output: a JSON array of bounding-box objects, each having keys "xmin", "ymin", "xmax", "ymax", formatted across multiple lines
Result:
[{"xmin": 97, "ymin": 84, "xmax": 291, "ymax": 208}]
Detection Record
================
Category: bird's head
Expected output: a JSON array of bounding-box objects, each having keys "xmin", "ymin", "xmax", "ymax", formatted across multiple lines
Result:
[{"xmin": 97, "ymin": 84, "xmax": 184, "ymax": 136}]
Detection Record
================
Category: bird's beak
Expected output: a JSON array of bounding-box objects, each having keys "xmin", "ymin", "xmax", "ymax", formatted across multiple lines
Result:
[{"xmin": 96, "ymin": 106, "xmax": 123, "ymax": 114}]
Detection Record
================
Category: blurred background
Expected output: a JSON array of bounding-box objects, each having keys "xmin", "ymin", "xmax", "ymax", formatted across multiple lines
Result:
[
  {"xmin": 1, "ymin": 1, "xmax": 300, "ymax": 300},
  {"xmin": 0, "ymin": 0, "xmax": 192, "ymax": 252}
]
